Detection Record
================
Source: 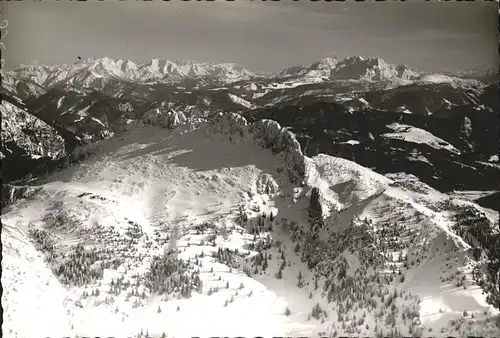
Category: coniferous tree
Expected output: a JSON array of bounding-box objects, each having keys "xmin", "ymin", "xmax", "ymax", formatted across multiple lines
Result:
[
  {"xmin": 276, "ymin": 268, "xmax": 283, "ymax": 279},
  {"xmin": 294, "ymin": 242, "xmax": 300, "ymax": 253},
  {"xmin": 311, "ymin": 302, "xmax": 322, "ymax": 319},
  {"xmin": 308, "ymin": 187, "xmax": 323, "ymax": 231},
  {"xmin": 262, "ymin": 255, "xmax": 268, "ymax": 271}
]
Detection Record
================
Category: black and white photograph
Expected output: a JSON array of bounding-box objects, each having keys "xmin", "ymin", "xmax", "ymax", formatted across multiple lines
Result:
[{"xmin": 1, "ymin": 0, "xmax": 499, "ymax": 337}]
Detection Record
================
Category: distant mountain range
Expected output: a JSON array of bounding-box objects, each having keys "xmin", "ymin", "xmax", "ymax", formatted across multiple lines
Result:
[
  {"xmin": 6, "ymin": 56, "xmax": 498, "ymax": 90},
  {"xmin": 1, "ymin": 56, "xmax": 498, "ymax": 195}
]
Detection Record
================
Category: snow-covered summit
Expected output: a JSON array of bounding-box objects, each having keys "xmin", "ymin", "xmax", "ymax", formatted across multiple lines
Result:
[
  {"xmin": 5, "ymin": 57, "xmax": 255, "ymax": 90},
  {"xmin": 278, "ymin": 56, "xmax": 420, "ymax": 81}
]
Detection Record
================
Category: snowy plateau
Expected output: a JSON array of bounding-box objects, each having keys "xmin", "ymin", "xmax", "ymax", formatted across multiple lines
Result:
[{"xmin": 1, "ymin": 57, "xmax": 499, "ymax": 338}]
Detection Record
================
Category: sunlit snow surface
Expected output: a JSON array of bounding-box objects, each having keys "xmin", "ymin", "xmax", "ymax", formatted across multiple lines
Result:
[
  {"xmin": 1, "ymin": 125, "xmax": 311, "ymax": 338},
  {"xmin": 2, "ymin": 122, "xmax": 498, "ymax": 338}
]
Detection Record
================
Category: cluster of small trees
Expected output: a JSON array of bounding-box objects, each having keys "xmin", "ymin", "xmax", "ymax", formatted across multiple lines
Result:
[
  {"xmin": 251, "ymin": 251, "xmax": 269, "ymax": 271},
  {"xmin": 281, "ymin": 219, "xmax": 304, "ymax": 243},
  {"xmin": 212, "ymin": 246, "xmax": 246, "ymax": 269},
  {"xmin": 55, "ymin": 243, "xmax": 105, "ymax": 286},
  {"xmin": 108, "ymin": 276, "xmax": 138, "ymax": 297},
  {"xmin": 453, "ymin": 205, "xmax": 494, "ymax": 249},
  {"xmin": 145, "ymin": 253, "xmax": 202, "ymax": 298},
  {"xmin": 310, "ymin": 302, "xmax": 324, "ymax": 320},
  {"xmin": 239, "ymin": 211, "xmax": 274, "ymax": 236},
  {"xmin": 454, "ymin": 205, "xmax": 500, "ymax": 310},
  {"xmin": 377, "ymin": 221, "xmax": 408, "ymax": 254},
  {"xmin": 236, "ymin": 204, "xmax": 249, "ymax": 227},
  {"xmin": 28, "ymin": 226, "xmax": 56, "ymax": 257},
  {"xmin": 308, "ymin": 187, "xmax": 323, "ymax": 234},
  {"xmin": 275, "ymin": 250, "xmax": 288, "ymax": 279},
  {"xmin": 193, "ymin": 221, "xmax": 216, "ymax": 235},
  {"xmin": 82, "ymin": 287, "xmax": 100, "ymax": 298},
  {"xmin": 125, "ymin": 220, "xmax": 144, "ymax": 239}
]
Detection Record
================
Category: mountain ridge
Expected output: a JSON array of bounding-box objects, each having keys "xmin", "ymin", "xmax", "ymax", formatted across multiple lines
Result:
[
  {"xmin": 7, "ymin": 56, "xmax": 497, "ymax": 90},
  {"xmin": 2, "ymin": 110, "xmax": 499, "ymax": 337}
]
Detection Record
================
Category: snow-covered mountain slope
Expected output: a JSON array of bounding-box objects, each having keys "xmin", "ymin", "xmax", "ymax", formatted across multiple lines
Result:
[
  {"xmin": 2, "ymin": 114, "xmax": 499, "ymax": 338},
  {"xmin": 2, "ymin": 221, "xmax": 74, "ymax": 338},
  {"xmin": 5, "ymin": 57, "xmax": 255, "ymax": 91},
  {"xmin": 1, "ymin": 121, "xmax": 304, "ymax": 338}
]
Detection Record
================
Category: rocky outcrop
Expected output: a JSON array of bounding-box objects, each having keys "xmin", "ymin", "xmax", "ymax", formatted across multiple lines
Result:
[
  {"xmin": 1, "ymin": 184, "xmax": 41, "ymax": 209},
  {"xmin": 250, "ymin": 119, "xmax": 305, "ymax": 184},
  {"xmin": 209, "ymin": 112, "xmax": 248, "ymax": 138},
  {"xmin": 207, "ymin": 113, "xmax": 306, "ymax": 184},
  {"xmin": 1, "ymin": 101, "xmax": 66, "ymax": 159},
  {"xmin": 1, "ymin": 100, "xmax": 68, "ymax": 182},
  {"xmin": 333, "ymin": 57, "xmax": 419, "ymax": 81},
  {"xmin": 142, "ymin": 108, "xmax": 187, "ymax": 129},
  {"xmin": 255, "ymin": 173, "xmax": 280, "ymax": 196}
]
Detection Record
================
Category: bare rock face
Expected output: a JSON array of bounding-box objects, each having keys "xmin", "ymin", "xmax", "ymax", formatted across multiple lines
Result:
[
  {"xmin": 142, "ymin": 108, "xmax": 187, "ymax": 129},
  {"xmin": 333, "ymin": 57, "xmax": 419, "ymax": 81},
  {"xmin": 250, "ymin": 119, "xmax": 305, "ymax": 184},
  {"xmin": 209, "ymin": 112, "xmax": 248, "ymax": 138},
  {"xmin": 1, "ymin": 101, "xmax": 66, "ymax": 160},
  {"xmin": 208, "ymin": 113, "xmax": 306, "ymax": 184},
  {"xmin": 1, "ymin": 184, "xmax": 41, "ymax": 209}
]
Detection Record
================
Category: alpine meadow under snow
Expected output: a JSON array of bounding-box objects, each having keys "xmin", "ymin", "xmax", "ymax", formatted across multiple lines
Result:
[{"xmin": 1, "ymin": 53, "xmax": 499, "ymax": 338}]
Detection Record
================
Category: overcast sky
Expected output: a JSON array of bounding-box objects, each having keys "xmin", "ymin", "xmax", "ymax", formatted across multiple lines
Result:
[{"xmin": 2, "ymin": 0, "xmax": 498, "ymax": 73}]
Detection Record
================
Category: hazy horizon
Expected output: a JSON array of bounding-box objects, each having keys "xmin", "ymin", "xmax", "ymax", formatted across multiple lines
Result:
[{"xmin": 2, "ymin": 0, "xmax": 498, "ymax": 73}]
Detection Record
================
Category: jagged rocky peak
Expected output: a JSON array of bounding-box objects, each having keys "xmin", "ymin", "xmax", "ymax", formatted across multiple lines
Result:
[
  {"xmin": 251, "ymin": 119, "xmax": 305, "ymax": 184},
  {"xmin": 309, "ymin": 56, "xmax": 338, "ymax": 71},
  {"xmin": 210, "ymin": 111, "xmax": 249, "ymax": 138},
  {"xmin": 144, "ymin": 59, "xmax": 180, "ymax": 75},
  {"xmin": 207, "ymin": 112, "xmax": 305, "ymax": 184},
  {"xmin": 6, "ymin": 57, "xmax": 256, "ymax": 89},
  {"xmin": 278, "ymin": 55, "xmax": 420, "ymax": 81},
  {"xmin": 142, "ymin": 106, "xmax": 187, "ymax": 129},
  {"xmin": 333, "ymin": 56, "xmax": 419, "ymax": 80}
]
